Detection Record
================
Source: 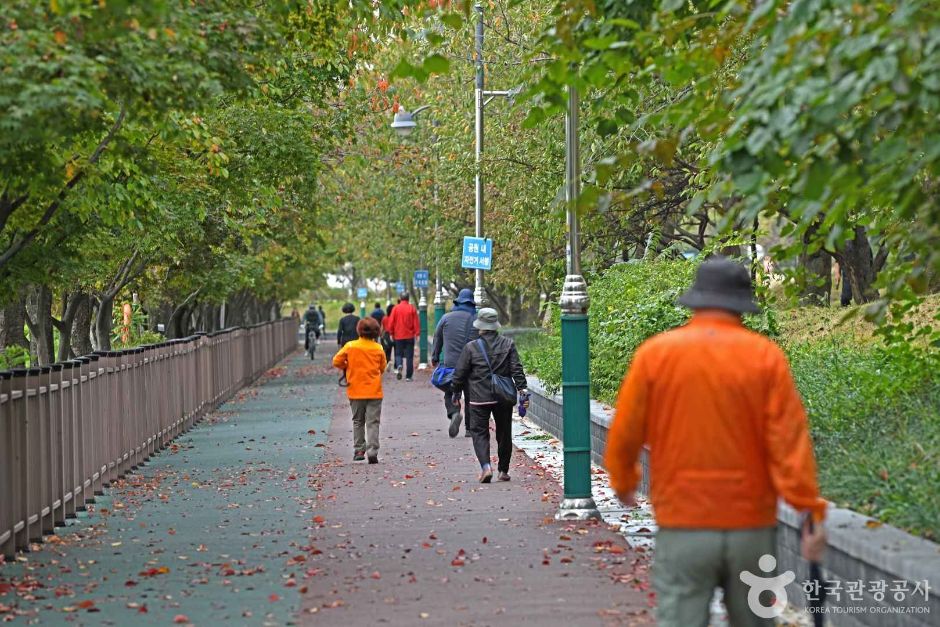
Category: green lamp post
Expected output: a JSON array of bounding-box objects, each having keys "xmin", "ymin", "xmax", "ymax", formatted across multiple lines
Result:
[
  {"xmin": 433, "ymin": 276, "xmax": 446, "ymax": 331},
  {"xmin": 418, "ymin": 289, "xmax": 429, "ymax": 367},
  {"xmin": 556, "ymin": 84, "xmax": 600, "ymax": 521}
]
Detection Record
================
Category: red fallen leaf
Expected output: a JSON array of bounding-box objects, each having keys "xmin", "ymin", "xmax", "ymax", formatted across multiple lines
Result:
[
  {"xmin": 560, "ymin": 557, "xmax": 573, "ymax": 564},
  {"xmin": 269, "ymin": 593, "xmax": 280, "ymax": 602},
  {"xmin": 287, "ymin": 475, "xmax": 297, "ymax": 481},
  {"xmin": 77, "ymin": 600, "xmax": 95, "ymax": 609},
  {"xmin": 428, "ymin": 533, "xmax": 437, "ymax": 540},
  {"xmin": 404, "ymin": 474, "xmax": 415, "ymax": 479},
  {"xmin": 542, "ymin": 558, "xmax": 550, "ymax": 565},
  {"xmin": 314, "ymin": 443, "xmax": 326, "ymax": 447},
  {"xmin": 450, "ymin": 558, "xmax": 465, "ymax": 567},
  {"xmin": 421, "ymin": 542, "xmax": 432, "ymax": 549},
  {"xmin": 0, "ymin": 583, "xmax": 11, "ymax": 595},
  {"xmin": 124, "ymin": 580, "xmax": 137, "ymax": 587},
  {"xmin": 481, "ymin": 537, "xmax": 487, "ymax": 544},
  {"xmin": 307, "ymin": 429, "xmax": 317, "ymax": 435},
  {"xmin": 313, "ymin": 515, "xmax": 325, "ymax": 523},
  {"xmin": 173, "ymin": 614, "xmax": 189, "ymax": 624},
  {"xmin": 299, "ymin": 586, "xmax": 309, "ymax": 594},
  {"xmin": 608, "ymin": 545, "xmax": 625, "ymax": 554},
  {"xmin": 370, "ymin": 571, "xmax": 381, "ymax": 579},
  {"xmin": 284, "ymin": 578, "xmax": 297, "ymax": 588},
  {"xmin": 138, "ymin": 604, "xmax": 148, "ymax": 613},
  {"xmin": 456, "ymin": 549, "xmax": 465, "ymax": 556}
]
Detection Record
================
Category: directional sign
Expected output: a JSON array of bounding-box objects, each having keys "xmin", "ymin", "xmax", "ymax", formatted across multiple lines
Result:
[
  {"xmin": 461, "ymin": 237, "xmax": 493, "ymax": 270},
  {"xmin": 395, "ymin": 281, "xmax": 406, "ymax": 294},
  {"xmin": 413, "ymin": 270, "xmax": 430, "ymax": 288},
  {"xmin": 356, "ymin": 287, "xmax": 368, "ymax": 299}
]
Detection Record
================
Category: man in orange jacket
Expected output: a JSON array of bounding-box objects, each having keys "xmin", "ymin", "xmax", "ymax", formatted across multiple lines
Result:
[
  {"xmin": 332, "ymin": 317, "xmax": 387, "ymax": 463},
  {"xmin": 605, "ymin": 256, "xmax": 827, "ymax": 627},
  {"xmin": 385, "ymin": 293, "xmax": 420, "ymax": 381}
]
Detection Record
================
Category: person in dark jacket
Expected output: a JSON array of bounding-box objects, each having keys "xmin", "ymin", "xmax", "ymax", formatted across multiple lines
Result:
[
  {"xmin": 430, "ymin": 288, "xmax": 478, "ymax": 438},
  {"xmin": 451, "ymin": 308, "xmax": 528, "ymax": 483},
  {"xmin": 337, "ymin": 302, "xmax": 360, "ymax": 347},
  {"xmin": 303, "ymin": 304, "xmax": 323, "ymax": 352},
  {"xmin": 370, "ymin": 302, "xmax": 386, "ymax": 325},
  {"xmin": 381, "ymin": 303, "xmax": 395, "ymax": 368}
]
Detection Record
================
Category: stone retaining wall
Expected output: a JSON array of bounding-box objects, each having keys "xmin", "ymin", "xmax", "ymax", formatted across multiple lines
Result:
[{"xmin": 524, "ymin": 376, "xmax": 938, "ymax": 627}]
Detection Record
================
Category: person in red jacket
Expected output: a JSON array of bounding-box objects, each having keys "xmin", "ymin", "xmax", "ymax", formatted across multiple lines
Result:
[{"xmin": 385, "ymin": 294, "xmax": 420, "ymax": 381}]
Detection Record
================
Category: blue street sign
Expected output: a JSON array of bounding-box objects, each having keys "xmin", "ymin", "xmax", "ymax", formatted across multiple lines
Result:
[
  {"xmin": 461, "ymin": 236, "xmax": 493, "ymax": 270},
  {"xmin": 356, "ymin": 287, "xmax": 368, "ymax": 299},
  {"xmin": 413, "ymin": 270, "xmax": 429, "ymax": 288},
  {"xmin": 395, "ymin": 281, "xmax": 406, "ymax": 294}
]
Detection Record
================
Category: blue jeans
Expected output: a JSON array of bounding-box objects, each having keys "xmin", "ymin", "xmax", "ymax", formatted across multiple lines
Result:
[{"xmin": 393, "ymin": 338, "xmax": 415, "ymax": 378}]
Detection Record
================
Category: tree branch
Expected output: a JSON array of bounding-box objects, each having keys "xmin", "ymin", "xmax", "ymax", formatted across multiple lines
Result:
[{"xmin": 0, "ymin": 104, "xmax": 127, "ymax": 271}]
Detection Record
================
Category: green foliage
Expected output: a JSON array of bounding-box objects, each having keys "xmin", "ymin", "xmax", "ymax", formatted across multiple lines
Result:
[
  {"xmin": 0, "ymin": 345, "xmax": 30, "ymax": 370},
  {"xmin": 789, "ymin": 341, "xmax": 940, "ymax": 539}
]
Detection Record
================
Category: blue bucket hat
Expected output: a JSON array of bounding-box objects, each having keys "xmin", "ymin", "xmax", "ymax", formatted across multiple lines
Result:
[{"xmin": 454, "ymin": 288, "xmax": 475, "ymax": 306}]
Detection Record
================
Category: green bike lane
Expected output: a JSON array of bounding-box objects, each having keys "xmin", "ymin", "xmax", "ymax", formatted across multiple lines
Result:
[{"xmin": 0, "ymin": 351, "xmax": 334, "ymax": 625}]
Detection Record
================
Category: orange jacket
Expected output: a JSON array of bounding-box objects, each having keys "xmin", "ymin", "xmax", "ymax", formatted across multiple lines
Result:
[
  {"xmin": 604, "ymin": 311, "xmax": 826, "ymax": 529},
  {"xmin": 332, "ymin": 338, "xmax": 387, "ymax": 399},
  {"xmin": 386, "ymin": 301, "xmax": 420, "ymax": 340}
]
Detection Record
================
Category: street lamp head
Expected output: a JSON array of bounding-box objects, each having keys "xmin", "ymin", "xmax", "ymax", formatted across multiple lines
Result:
[{"xmin": 391, "ymin": 108, "xmax": 416, "ymax": 137}]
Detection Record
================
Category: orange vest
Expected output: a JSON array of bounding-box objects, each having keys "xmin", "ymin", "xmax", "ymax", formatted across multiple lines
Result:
[
  {"xmin": 604, "ymin": 311, "xmax": 826, "ymax": 528},
  {"xmin": 332, "ymin": 338, "xmax": 387, "ymax": 399}
]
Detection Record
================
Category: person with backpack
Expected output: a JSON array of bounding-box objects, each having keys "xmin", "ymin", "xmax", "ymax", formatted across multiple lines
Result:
[
  {"xmin": 450, "ymin": 308, "xmax": 528, "ymax": 483},
  {"xmin": 302, "ymin": 304, "xmax": 323, "ymax": 354},
  {"xmin": 430, "ymin": 288, "xmax": 478, "ymax": 438},
  {"xmin": 337, "ymin": 302, "xmax": 360, "ymax": 347},
  {"xmin": 332, "ymin": 317, "xmax": 387, "ymax": 463}
]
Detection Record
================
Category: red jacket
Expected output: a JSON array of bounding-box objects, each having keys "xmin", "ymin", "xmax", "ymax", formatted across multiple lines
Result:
[{"xmin": 386, "ymin": 301, "xmax": 420, "ymax": 340}]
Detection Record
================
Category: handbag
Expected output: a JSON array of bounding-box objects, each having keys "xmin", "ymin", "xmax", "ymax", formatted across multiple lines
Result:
[
  {"xmin": 476, "ymin": 338, "xmax": 518, "ymax": 404},
  {"xmin": 431, "ymin": 365, "xmax": 454, "ymax": 390}
]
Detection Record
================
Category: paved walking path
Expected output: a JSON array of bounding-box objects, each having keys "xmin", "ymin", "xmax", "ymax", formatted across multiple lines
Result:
[
  {"xmin": 299, "ymin": 349, "xmax": 649, "ymax": 626},
  {"xmin": 1, "ymin": 346, "xmax": 650, "ymax": 626}
]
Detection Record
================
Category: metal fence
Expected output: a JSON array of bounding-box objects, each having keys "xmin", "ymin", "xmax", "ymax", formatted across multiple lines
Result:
[{"xmin": 0, "ymin": 318, "xmax": 296, "ymax": 558}]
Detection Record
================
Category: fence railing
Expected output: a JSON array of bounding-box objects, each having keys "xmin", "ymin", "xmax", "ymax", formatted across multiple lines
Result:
[{"xmin": 0, "ymin": 318, "xmax": 297, "ymax": 558}]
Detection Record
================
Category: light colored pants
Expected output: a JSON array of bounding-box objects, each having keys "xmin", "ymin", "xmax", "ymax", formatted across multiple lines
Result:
[
  {"xmin": 350, "ymin": 399, "xmax": 382, "ymax": 454},
  {"xmin": 654, "ymin": 527, "xmax": 777, "ymax": 627}
]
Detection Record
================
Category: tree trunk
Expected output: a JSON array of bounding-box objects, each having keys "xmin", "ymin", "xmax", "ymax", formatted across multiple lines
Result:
[
  {"xmin": 94, "ymin": 296, "xmax": 113, "ymax": 351},
  {"xmin": 799, "ymin": 226, "xmax": 832, "ymax": 306},
  {"xmin": 0, "ymin": 289, "xmax": 30, "ymax": 353},
  {"xmin": 71, "ymin": 296, "xmax": 94, "ymax": 357},
  {"xmin": 835, "ymin": 226, "xmax": 879, "ymax": 304},
  {"xmin": 25, "ymin": 285, "xmax": 55, "ymax": 365},
  {"xmin": 53, "ymin": 291, "xmax": 89, "ymax": 362}
]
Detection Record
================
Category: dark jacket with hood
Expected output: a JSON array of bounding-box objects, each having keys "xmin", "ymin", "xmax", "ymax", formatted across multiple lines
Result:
[
  {"xmin": 451, "ymin": 332, "xmax": 526, "ymax": 405},
  {"xmin": 430, "ymin": 303, "xmax": 478, "ymax": 368}
]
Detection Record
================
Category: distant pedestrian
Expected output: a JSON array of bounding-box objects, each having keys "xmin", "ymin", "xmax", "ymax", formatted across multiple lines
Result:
[
  {"xmin": 370, "ymin": 302, "xmax": 386, "ymax": 325},
  {"xmin": 318, "ymin": 305, "xmax": 327, "ymax": 328},
  {"xmin": 381, "ymin": 303, "xmax": 395, "ymax": 369},
  {"xmin": 332, "ymin": 317, "xmax": 387, "ymax": 463},
  {"xmin": 430, "ymin": 288, "xmax": 479, "ymax": 438},
  {"xmin": 604, "ymin": 256, "xmax": 827, "ymax": 627},
  {"xmin": 337, "ymin": 303, "xmax": 360, "ymax": 347},
  {"xmin": 386, "ymin": 294, "xmax": 420, "ymax": 381},
  {"xmin": 451, "ymin": 308, "xmax": 528, "ymax": 483},
  {"xmin": 303, "ymin": 304, "xmax": 323, "ymax": 353}
]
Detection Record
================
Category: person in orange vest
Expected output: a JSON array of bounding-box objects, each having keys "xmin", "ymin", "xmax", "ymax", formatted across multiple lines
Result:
[
  {"xmin": 332, "ymin": 317, "xmax": 387, "ymax": 463},
  {"xmin": 604, "ymin": 256, "xmax": 828, "ymax": 627},
  {"xmin": 385, "ymin": 293, "xmax": 420, "ymax": 381}
]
